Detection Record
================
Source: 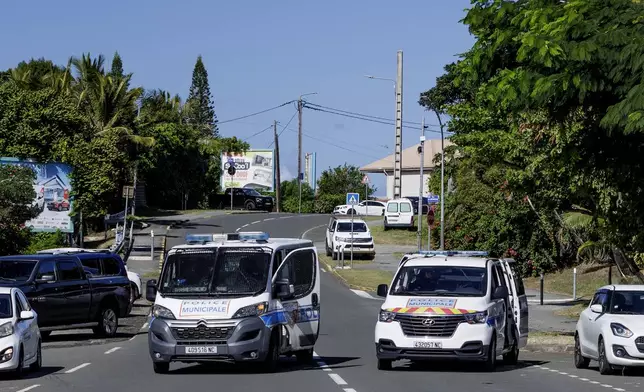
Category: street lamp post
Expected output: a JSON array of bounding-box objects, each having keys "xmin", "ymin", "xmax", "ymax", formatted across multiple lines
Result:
[{"xmin": 298, "ymin": 92, "xmax": 317, "ymax": 214}]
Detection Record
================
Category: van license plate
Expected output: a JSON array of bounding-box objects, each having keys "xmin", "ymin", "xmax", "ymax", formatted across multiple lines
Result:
[
  {"xmin": 185, "ymin": 346, "xmax": 217, "ymax": 354},
  {"xmin": 414, "ymin": 341, "xmax": 442, "ymax": 349}
]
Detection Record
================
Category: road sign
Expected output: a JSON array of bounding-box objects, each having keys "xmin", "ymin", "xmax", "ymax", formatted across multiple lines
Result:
[
  {"xmin": 122, "ymin": 186, "xmax": 134, "ymax": 199},
  {"xmin": 361, "ymin": 174, "xmax": 369, "ymax": 184},
  {"xmin": 346, "ymin": 193, "xmax": 360, "ymax": 206},
  {"xmin": 227, "ymin": 166, "xmax": 236, "ymax": 176},
  {"xmin": 427, "ymin": 194, "xmax": 440, "ymax": 203}
]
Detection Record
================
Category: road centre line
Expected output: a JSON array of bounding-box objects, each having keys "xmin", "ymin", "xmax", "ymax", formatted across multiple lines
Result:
[
  {"xmin": 328, "ymin": 373, "xmax": 347, "ymax": 385},
  {"xmin": 535, "ymin": 365, "xmax": 630, "ymax": 392},
  {"xmin": 343, "ymin": 389, "xmax": 358, "ymax": 392},
  {"xmin": 16, "ymin": 385, "xmax": 40, "ymax": 392},
  {"xmin": 264, "ymin": 218, "xmax": 275, "ymax": 221},
  {"xmin": 251, "ymin": 220, "xmax": 261, "ymax": 224},
  {"xmin": 301, "ymin": 224, "xmax": 328, "ymax": 239},
  {"xmin": 350, "ymin": 289, "xmax": 378, "ymax": 300},
  {"xmin": 104, "ymin": 347, "xmax": 121, "ymax": 354},
  {"xmin": 65, "ymin": 363, "xmax": 91, "ymax": 373}
]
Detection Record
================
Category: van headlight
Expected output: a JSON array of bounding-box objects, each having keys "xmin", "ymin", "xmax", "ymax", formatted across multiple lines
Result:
[
  {"xmin": 0, "ymin": 322, "xmax": 13, "ymax": 338},
  {"xmin": 464, "ymin": 311, "xmax": 488, "ymax": 324},
  {"xmin": 152, "ymin": 304, "xmax": 176, "ymax": 320},
  {"xmin": 611, "ymin": 323, "xmax": 633, "ymax": 338},
  {"xmin": 379, "ymin": 309, "xmax": 396, "ymax": 323},
  {"xmin": 232, "ymin": 302, "xmax": 269, "ymax": 319}
]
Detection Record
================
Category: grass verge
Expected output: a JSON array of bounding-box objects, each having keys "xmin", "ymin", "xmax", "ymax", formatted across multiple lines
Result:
[
  {"xmin": 370, "ymin": 225, "xmax": 428, "ymax": 246},
  {"xmin": 527, "ymin": 331, "xmax": 574, "ymax": 347},
  {"xmin": 524, "ymin": 265, "xmax": 632, "ymax": 299},
  {"xmin": 554, "ymin": 303, "xmax": 588, "ymax": 320},
  {"xmin": 319, "ymin": 254, "xmax": 393, "ymax": 292}
]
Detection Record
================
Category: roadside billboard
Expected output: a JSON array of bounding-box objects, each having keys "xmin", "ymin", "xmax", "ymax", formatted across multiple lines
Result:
[
  {"xmin": 221, "ymin": 149, "xmax": 274, "ymax": 191},
  {"xmin": 0, "ymin": 157, "xmax": 74, "ymax": 233}
]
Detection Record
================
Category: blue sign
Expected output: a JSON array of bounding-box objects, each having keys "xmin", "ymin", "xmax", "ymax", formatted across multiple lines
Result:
[
  {"xmin": 346, "ymin": 193, "xmax": 360, "ymax": 205},
  {"xmin": 427, "ymin": 194, "xmax": 440, "ymax": 203}
]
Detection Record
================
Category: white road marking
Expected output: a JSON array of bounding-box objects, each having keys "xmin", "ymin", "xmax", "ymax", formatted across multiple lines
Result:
[
  {"xmin": 344, "ymin": 389, "xmax": 358, "ymax": 392},
  {"xmin": 614, "ymin": 388, "xmax": 626, "ymax": 391},
  {"xmin": 328, "ymin": 374, "xmax": 347, "ymax": 385},
  {"xmin": 104, "ymin": 347, "xmax": 121, "ymax": 354},
  {"xmin": 129, "ymin": 336, "xmax": 136, "ymax": 341},
  {"xmin": 600, "ymin": 385, "xmax": 612, "ymax": 388},
  {"xmin": 251, "ymin": 221, "xmax": 261, "ymax": 224},
  {"xmin": 579, "ymin": 378, "xmax": 589, "ymax": 381},
  {"xmin": 17, "ymin": 385, "xmax": 40, "ymax": 392},
  {"xmin": 141, "ymin": 322, "xmax": 149, "ymax": 330},
  {"xmin": 536, "ymin": 366, "xmax": 631, "ymax": 392},
  {"xmin": 568, "ymin": 374, "xmax": 578, "ymax": 378},
  {"xmin": 264, "ymin": 218, "xmax": 275, "ymax": 221},
  {"xmin": 128, "ymin": 256, "xmax": 151, "ymax": 261},
  {"xmin": 351, "ymin": 289, "xmax": 378, "ymax": 300},
  {"xmin": 65, "ymin": 363, "xmax": 91, "ymax": 373},
  {"xmin": 321, "ymin": 267, "xmax": 327, "ymax": 273},
  {"xmin": 301, "ymin": 224, "xmax": 328, "ymax": 239}
]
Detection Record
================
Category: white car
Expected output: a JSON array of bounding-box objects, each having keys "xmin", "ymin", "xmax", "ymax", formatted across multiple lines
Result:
[
  {"xmin": 324, "ymin": 217, "xmax": 375, "ymax": 260},
  {"xmin": 383, "ymin": 198, "xmax": 415, "ymax": 230},
  {"xmin": 0, "ymin": 287, "xmax": 42, "ymax": 377},
  {"xmin": 375, "ymin": 251, "xmax": 528, "ymax": 371},
  {"xmin": 333, "ymin": 200, "xmax": 386, "ymax": 216},
  {"xmin": 575, "ymin": 285, "xmax": 644, "ymax": 374}
]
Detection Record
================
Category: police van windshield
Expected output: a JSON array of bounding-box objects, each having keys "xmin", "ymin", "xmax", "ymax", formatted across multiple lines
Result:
[
  {"xmin": 159, "ymin": 248, "xmax": 271, "ymax": 298},
  {"xmin": 336, "ymin": 222, "xmax": 367, "ymax": 232},
  {"xmin": 391, "ymin": 266, "xmax": 487, "ymax": 297}
]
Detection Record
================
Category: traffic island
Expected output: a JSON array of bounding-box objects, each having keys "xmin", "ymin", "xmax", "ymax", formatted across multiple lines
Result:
[{"xmin": 318, "ymin": 254, "xmax": 393, "ymax": 292}]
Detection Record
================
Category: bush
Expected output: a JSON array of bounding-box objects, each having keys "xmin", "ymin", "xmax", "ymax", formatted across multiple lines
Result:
[
  {"xmin": 314, "ymin": 194, "xmax": 344, "ymax": 214},
  {"xmin": 282, "ymin": 198, "xmax": 314, "ymax": 213},
  {"xmin": 24, "ymin": 230, "xmax": 66, "ymax": 254}
]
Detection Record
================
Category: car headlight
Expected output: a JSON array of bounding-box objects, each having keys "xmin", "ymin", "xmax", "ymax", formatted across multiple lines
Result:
[
  {"xmin": 379, "ymin": 309, "xmax": 396, "ymax": 323},
  {"xmin": 232, "ymin": 302, "xmax": 269, "ymax": 319},
  {"xmin": 0, "ymin": 322, "xmax": 14, "ymax": 338},
  {"xmin": 464, "ymin": 311, "xmax": 488, "ymax": 324},
  {"xmin": 152, "ymin": 304, "xmax": 176, "ymax": 320},
  {"xmin": 611, "ymin": 323, "xmax": 633, "ymax": 338}
]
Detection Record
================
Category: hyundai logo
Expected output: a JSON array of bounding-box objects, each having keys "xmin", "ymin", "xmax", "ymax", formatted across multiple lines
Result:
[{"xmin": 422, "ymin": 318, "xmax": 435, "ymax": 326}]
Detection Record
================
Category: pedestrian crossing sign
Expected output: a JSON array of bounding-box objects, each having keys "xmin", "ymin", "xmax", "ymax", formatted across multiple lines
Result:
[{"xmin": 346, "ymin": 193, "xmax": 359, "ymax": 206}]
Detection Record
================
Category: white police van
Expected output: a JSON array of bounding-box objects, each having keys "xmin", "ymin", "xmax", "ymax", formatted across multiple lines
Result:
[
  {"xmin": 374, "ymin": 250, "xmax": 528, "ymax": 371},
  {"xmin": 146, "ymin": 232, "xmax": 320, "ymax": 374}
]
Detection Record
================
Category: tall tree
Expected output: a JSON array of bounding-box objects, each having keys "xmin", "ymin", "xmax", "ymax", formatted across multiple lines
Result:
[
  {"xmin": 185, "ymin": 55, "xmax": 218, "ymax": 137},
  {"xmin": 0, "ymin": 164, "xmax": 39, "ymax": 255},
  {"xmin": 110, "ymin": 52, "xmax": 124, "ymax": 78}
]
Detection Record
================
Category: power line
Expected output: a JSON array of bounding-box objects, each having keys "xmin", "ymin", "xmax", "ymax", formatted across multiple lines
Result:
[
  {"xmin": 284, "ymin": 127, "xmax": 382, "ymax": 160},
  {"xmin": 218, "ymin": 101, "xmax": 296, "ymax": 125},
  {"xmin": 268, "ymin": 110, "xmax": 298, "ymax": 148},
  {"xmin": 243, "ymin": 125, "xmax": 273, "ymax": 141},
  {"xmin": 305, "ymin": 102, "xmax": 430, "ymax": 127}
]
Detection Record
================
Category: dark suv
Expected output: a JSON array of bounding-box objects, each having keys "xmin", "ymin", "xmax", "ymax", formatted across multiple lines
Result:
[{"xmin": 0, "ymin": 252, "xmax": 131, "ymax": 338}]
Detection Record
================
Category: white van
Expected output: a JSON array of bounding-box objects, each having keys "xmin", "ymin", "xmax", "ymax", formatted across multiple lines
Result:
[
  {"xmin": 146, "ymin": 232, "xmax": 320, "ymax": 374},
  {"xmin": 384, "ymin": 198, "xmax": 415, "ymax": 230},
  {"xmin": 374, "ymin": 250, "xmax": 528, "ymax": 371}
]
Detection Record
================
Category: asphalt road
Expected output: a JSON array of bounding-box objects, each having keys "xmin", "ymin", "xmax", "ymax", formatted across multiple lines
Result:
[{"xmin": 2, "ymin": 212, "xmax": 643, "ymax": 392}]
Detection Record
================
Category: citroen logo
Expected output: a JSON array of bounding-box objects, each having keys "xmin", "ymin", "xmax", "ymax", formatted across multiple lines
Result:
[
  {"xmin": 422, "ymin": 318, "xmax": 435, "ymax": 326},
  {"xmin": 197, "ymin": 319, "xmax": 207, "ymax": 327}
]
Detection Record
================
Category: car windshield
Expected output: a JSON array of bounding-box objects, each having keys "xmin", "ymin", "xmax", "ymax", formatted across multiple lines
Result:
[
  {"xmin": 0, "ymin": 260, "xmax": 37, "ymax": 282},
  {"xmin": 336, "ymin": 222, "xmax": 367, "ymax": 232},
  {"xmin": 159, "ymin": 248, "xmax": 271, "ymax": 297},
  {"xmin": 610, "ymin": 291, "xmax": 644, "ymax": 315},
  {"xmin": 243, "ymin": 189, "xmax": 261, "ymax": 197},
  {"xmin": 391, "ymin": 266, "xmax": 487, "ymax": 297},
  {"xmin": 0, "ymin": 294, "xmax": 12, "ymax": 318}
]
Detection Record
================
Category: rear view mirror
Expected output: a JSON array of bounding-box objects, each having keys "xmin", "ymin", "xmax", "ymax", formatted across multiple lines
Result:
[
  {"xmin": 377, "ymin": 284, "xmax": 389, "ymax": 298},
  {"xmin": 492, "ymin": 286, "xmax": 509, "ymax": 300},
  {"xmin": 275, "ymin": 279, "xmax": 294, "ymax": 299},
  {"xmin": 146, "ymin": 279, "xmax": 158, "ymax": 302},
  {"xmin": 590, "ymin": 304, "xmax": 603, "ymax": 314}
]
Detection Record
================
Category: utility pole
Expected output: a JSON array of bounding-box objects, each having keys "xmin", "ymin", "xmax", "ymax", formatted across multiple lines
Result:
[
  {"xmin": 440, "ymin": 123, "xmax": 446, "ymax": 250},
  {"xmin": 417, "ymin": 117, "xmax": 425, "ymax": 251},
  {"xmin": 274, "ymin": 120, "xmax": 281, "ymax": 213},
  {"xmin": 297, "ymin": 98, "xmax": 303, "ymax": 188},
  {"xmin": 393, "ymin": 50, "xmax": 404, "ymax": 199}
]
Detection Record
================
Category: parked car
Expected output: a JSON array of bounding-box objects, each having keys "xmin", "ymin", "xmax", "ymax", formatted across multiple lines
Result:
[
  {"xmin": 333, "ymin": 200, "xmax": 386, "ymax": 216},
  {"xmin": 31, "ymin": 185, "xmax": 45, "ymax": 213},
  {"xmin": 37, "ymin": 248, "xmax": 142, "ymax": 315},
  {"xmin": 325, "ymin": 216, "xmax": 375, "ymax": 259},
  {"xmin": 383, "ymin": 198, "xmax": 415, "ymax": 230},
  {"xmin": 0, "ymin": 287, "xmax": 42, "ymax": 378},
  {"xmin": 574, "ymin": 284, "xmax": 644, "ymax": 375},
  {"xmin": 214, "ymin": 187, "xmax": 274, "ymax": 211},
  {"xmin": 403, "ymin": 196, "xmax": 430, "ymax": 215},
  {"xmin": 0, "ymin": 253, "xmax": 131, "ymax": 339},
  {"xmin": 46, "ymin": 198, "xmax": 70, "ymax": 211}
]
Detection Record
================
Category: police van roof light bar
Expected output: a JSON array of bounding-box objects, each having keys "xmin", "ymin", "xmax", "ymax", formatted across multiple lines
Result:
[
  {"xmin": 237, "ymin": 232, "xmax": 270, "ymax": 242},
  {"xmin": 416, "ymin": 250, "xmax": 489, "ymax": 257},
  {"xmin": 185, "ymin": 234, "xmax": 217, "ymax": 244}
]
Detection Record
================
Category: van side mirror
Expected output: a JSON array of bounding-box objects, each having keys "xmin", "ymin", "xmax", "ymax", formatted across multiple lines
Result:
[
  {"xmin": 590, "ymin": 304, "xmax": 603, "ymax": 314},
  {"xmin": 492, "ymin": 286, "xmax": 509, "ymax": 300},
  {"xmin": 377, "ymin": 284, "xmax": 389, "ymax": 297},
  {"xmin": 20, "ymin": 310, "xmax": 35, "ymax": 320},
  {"xmin": 36, "ymin": 274, "xmax": 55, "ymax": 284},
  {"xmin": 275, "ymin": 279, "xmax": 294, "ymax": 299},
  {"xmin": 146, "ymin": 279, "xmax": 158, "ymax": 302}
]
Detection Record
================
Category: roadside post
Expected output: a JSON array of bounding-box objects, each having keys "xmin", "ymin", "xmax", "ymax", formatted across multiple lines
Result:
[
  {"xmin": 227, "ymin": 164, "xmax": 236, "ymax": 211},
  {"xmin": 573, "ymin": 267, "xmax": 577, "ymax": 299},
  {"xmin": 346, "ymin": 192, "xmax": 359, "ymax": 268},
  {"xmin": 150, "ymin": 230, "xmax": 155, "ymax": 261},
  {"xmin": 362, "ymin": 174, "xmax": 370, "ymax": 216},
  {"xmin": 426, "ymin": 195, "xmax": 439, "ymax": 251},
  {"xmin": 122, "ymin": 185, "xmax": 134, "ymax": 240},
  {"xmin": 540, "ymin": 273, "xmax": 544, "ymax": 305}
]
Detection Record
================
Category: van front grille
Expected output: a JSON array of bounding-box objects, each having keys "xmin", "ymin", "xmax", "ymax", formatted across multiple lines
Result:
[{"xmin": 394, "ymin": 314, "xmax": 465, "ymax": 337}]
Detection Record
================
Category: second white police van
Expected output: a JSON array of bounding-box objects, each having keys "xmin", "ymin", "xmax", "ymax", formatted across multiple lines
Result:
[
  {"xmin": 374, "ymin": 250, "xmax": 528, "ymax": 371},
  {"xmin": 145, "ymin": 232, "xmax": 320, "ymax": 374}
]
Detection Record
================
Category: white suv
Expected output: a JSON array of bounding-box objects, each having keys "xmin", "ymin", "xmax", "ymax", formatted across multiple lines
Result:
[
  {"xmin": 374, "ymin": 251, "xmax": 528, "ymax": 371},
  {"xmin": 325, "ymin": 217, "xmax": 375, "ymax": 260},
  {"xmin": 0, "ymin": 287, "xmax": 42, "ymax": 378}
]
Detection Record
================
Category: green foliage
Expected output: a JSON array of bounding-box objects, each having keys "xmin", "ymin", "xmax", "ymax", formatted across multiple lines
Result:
[
  {"xmin": 317, "ymin": 164, "xmax": 375, "ymax": 199},
  {"xmin": 24, "ymin": 231, "xmax": 67, "ymax": 254},
  {"xmin": 313, "ymin": 194, "xmax": 345, "ymax": 214},
  {"xmin": 0, "ymin": 164, "xmax": 38, "ymax": 255},
  {"xmin": 185, "ymin": 56, "xmax": 218, "ymax": 137},
  {"xmin": 109, "ymin": 52, "xmax": 124, "ymax": 78},
  {"xmin": 278, "ymin": 179, "xmax": 314, "ymax": 213}
]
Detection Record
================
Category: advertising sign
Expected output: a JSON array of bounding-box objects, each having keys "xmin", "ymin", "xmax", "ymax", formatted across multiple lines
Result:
[
  {"xmin": 0, "ymin": 157, "xmax": 74, "ymax": 233},
  {"xmin": 221, "ymin": 149, "xmax": 275, "ymax": 191}
]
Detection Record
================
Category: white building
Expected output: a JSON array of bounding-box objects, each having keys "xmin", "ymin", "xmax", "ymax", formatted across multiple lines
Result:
[{"xmin": 360, "ymin": 139, "xmax": 452, "ymax": 200}]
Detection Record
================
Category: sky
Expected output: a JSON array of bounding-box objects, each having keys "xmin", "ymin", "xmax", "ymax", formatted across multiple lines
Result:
[{"xmin": 1, "ymin": 0, "xmax": 474, "ymax": 197}]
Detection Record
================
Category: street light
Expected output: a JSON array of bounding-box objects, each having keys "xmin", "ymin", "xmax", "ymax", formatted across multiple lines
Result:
[{"xmin": 298, "ymin": 92, "xmax": 318, "ymax": 214}]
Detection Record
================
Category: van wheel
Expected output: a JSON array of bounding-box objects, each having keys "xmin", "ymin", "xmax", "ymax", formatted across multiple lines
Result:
[
  {"xmin": 325, "ymin": 241, "xmax": 332, "ymax": 257},
  {"xmin": 153, "ymin": 361, "xmax": 170, "ymax": 374},
  {"xmin": 574, "ymin": 333, "xmax": 590, "ymax": 369},
  {"xmin": 93, "ymin": 306, "xmax": 119, "ymax": 337},
  {"xmin": 30, "ymin": 340, "xmax": 42, "ymax": 371},
  {"xmin": 377, "ymin": 358, "xmax": 392, "ymax": 370},
  {"xmin": 295, "ymin": 348, "xmax": 314, "ymax": 364},
  {"xmin": 483, "ymin": 334, "xmax": 497, "ymax": 372},
  {"xmin": 261, "ymin": 330, "xmax": 280, "ymax": 373}
]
